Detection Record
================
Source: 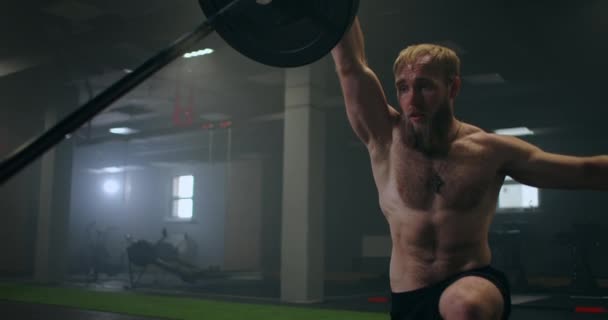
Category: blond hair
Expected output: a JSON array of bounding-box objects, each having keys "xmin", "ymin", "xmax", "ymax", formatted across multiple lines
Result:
[{"xmin": 393, "ymin": 44, "xmax": 461, "ymax": 83}]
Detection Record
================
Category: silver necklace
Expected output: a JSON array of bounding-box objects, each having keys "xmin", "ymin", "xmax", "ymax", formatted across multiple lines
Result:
[{"xmin": 430, "ymin": 122, "xmax": 462, "ymax": 194}]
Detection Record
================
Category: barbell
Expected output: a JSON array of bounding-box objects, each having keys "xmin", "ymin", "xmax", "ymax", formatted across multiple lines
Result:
[
  {"xmin": 0, "ymin": 0, "xmax": 360, "ymax": 184},
  {"xmin": 200, "ymin": 0, "xmax": 359, "ymax": 67}
]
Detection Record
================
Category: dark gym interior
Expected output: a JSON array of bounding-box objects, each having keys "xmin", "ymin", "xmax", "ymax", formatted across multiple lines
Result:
[{"xmin": 1, "ymin": 0, "xmax": 607, "ymax": 319}]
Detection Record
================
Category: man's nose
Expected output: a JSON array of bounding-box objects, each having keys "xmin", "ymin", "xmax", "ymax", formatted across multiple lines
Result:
[{"xmin": 407, "ymin": 89, "xmax": 424, "ymax": 109}]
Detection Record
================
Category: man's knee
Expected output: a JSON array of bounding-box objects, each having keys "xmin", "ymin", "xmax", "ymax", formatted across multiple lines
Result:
[
  {"xmin": 438, "ymin": 277, "xmax": 504, "ymax": 320},
  {"xmin": 439, "ymin": 295, "xmax": 490, "ymax": 320}
]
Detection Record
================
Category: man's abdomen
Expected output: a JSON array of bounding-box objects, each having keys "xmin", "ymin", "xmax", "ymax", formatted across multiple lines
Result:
[{"xmin": 387, "ymin": 213, "xmax": 492, "ymax": 292}]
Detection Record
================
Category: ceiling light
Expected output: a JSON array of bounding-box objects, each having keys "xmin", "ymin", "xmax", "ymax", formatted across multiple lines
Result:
[
  {"xmin": 109, "ymin": 127, "xmax": 138, "ymax": 135},
  {"xmin": 87, "ymin": 165, "xmax": 143, "ymax": 174},
  {"xmin": 183, "ymin": 48, "xmax": 214, "ymax": 59},
  {"xmin": 494, "ymin": 127, "xmax": 534, "ymax": 136},
  {"xmin": 103, "ymin": 166, "xmax": 123, "ymax": 173}
]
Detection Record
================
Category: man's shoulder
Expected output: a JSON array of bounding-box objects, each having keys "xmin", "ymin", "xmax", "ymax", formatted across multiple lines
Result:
[
  {"xmin": 455, "ymin": 123, "xmax": 506, "ymax": 156},
  {"xmin": 457, "ymin": 124, "xmax": 522, "ymax": 163},
  {"xmin": 457, "ymin": 123, "xmax": 489, "ymax": 143}
]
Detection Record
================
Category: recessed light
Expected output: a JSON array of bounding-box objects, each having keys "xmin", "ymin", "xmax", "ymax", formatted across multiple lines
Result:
[
  {"xmin": 494, "ymin": 127, "xmax": 534, "ymax": 136},
  {"xmin": 109, "ymin": 127, "xmax": 138, "ymax": 135},
  {"xmin": 103, "ymin": 166, "xmax": 123, "ymax": 173},
  {"xmin": 183, "ymin": 48, "xmax": 214, "ymax": 58}
]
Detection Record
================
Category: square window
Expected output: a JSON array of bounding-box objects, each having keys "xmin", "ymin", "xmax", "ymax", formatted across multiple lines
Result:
[{"xmin": 173, "ymin": 199, "xmax": 193, "ymax": 219}]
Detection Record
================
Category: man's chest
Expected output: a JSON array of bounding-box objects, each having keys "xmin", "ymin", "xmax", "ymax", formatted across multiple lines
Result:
[{"xmin": 388, "ymin": 148, "xmax": 500, "ymax": 211}]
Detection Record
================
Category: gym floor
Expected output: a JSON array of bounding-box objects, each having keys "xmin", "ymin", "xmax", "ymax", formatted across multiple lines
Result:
[
  {"xmin": 0, "ymin": 299, "xmax": 603, "ymax": 320},
  {"xmin": 2, "ymin": 274, "xmax": 607, "ymax": 320},
  {"xmin": 2, "ymin": 295, "xmax": 607, "ymax": 320}
]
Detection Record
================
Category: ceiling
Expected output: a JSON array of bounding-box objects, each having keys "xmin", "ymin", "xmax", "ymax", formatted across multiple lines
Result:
[{"xmin": 1, "ymin": 0, "xmax": 607, "ymax": 167}]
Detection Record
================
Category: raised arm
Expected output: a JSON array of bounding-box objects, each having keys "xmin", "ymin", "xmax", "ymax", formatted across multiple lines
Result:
[
  {"xmin": 331, "ymin": 17, "xmax": 398, "ymax": 151},
  {"xmin": 493, "ymin": 134, "xmax": 608, "ymax": 190}
]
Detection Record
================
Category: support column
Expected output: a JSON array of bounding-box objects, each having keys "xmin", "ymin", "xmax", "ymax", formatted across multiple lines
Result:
[
  {"xmin": 34, "ymin": 90, "xmax": 75, "ymax": 284},
  {"xmin": 280, "ymin": 59, "xmax": 331, "ymax": 303}
]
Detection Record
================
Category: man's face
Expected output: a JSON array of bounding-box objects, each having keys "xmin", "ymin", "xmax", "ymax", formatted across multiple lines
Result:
[{"xmin": 394, "ymin": 56, "xmax": 455, "ymax": 150}]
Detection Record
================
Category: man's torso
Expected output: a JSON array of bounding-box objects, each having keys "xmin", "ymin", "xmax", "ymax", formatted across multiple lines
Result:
[{"xmin": 369, "ymin": 122, "xmax": 506, "ymax": 292}]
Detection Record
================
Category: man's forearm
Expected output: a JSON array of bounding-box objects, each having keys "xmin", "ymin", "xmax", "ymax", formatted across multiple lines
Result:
[
  {"xmin": 586, "ymin": 155, "xmax": 608, "ymax": 190},
  {"xmin": 331, "ymin": 17, "xmax": 367, "ymax": 74}
]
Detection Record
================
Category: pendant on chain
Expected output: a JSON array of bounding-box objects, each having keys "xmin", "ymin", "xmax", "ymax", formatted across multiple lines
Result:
[{"xmin": 430, "ymin": 172, "xmax": 444, "ymax": 193}]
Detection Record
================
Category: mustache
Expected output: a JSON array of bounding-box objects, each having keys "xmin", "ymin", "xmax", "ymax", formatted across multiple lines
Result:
[{"xmin": 400, "ymin": 103, "xmax": 452, "ymax": 152}]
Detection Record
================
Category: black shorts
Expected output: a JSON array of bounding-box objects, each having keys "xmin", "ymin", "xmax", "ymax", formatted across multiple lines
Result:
[{"xmin": 390, "ymin": 265, "xmax": 511, "ymax": 320}]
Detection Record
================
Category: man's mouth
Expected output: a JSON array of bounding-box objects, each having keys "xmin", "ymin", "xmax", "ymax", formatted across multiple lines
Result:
[{"xmin": 409, "ymin": 113, "xmax": 425, "ymax": 121}]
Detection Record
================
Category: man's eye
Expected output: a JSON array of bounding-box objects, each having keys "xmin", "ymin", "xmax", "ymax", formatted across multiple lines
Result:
[{"xmin": 420, "ymin": 83, "xmax": 435, "ymax": 91}]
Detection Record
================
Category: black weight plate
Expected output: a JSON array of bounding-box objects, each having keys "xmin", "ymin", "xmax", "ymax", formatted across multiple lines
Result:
[{"xmin": 199, "ymin": 0, "xmax": 359, "ymax": 67}]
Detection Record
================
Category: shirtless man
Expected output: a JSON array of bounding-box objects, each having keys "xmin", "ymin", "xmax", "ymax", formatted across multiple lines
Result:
[{"xmin": 331, "ymin": 17, "xmax": 608, "ymax": 320}]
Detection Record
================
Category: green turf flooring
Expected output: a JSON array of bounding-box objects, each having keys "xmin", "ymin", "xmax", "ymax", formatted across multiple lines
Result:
[{"xmin": 0, "ymin": 284, "xmax": 386, "ymax": 320}]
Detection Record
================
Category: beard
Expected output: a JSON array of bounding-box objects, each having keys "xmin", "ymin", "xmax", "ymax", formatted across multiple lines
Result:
[{"xmin": 401, "ymin": 100, "xmax": 452, "ymax": 155}]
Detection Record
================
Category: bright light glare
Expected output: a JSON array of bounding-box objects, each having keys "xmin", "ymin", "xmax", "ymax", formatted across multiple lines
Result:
[
  {"xmin": 103, "ymin": 179, "xmax": 120, "ymax": 194},
  {"xmin": 499, "ymin": 184, "xmax": 539, "ymax": 208},
  {"xmin": 183, "ymin": 48, "xmax": 214, "ymax": 58},
  {"xmin": 103, "ymin": 166, "xmax": 123, "ymax": 173},
  {"xmin": 109, "ymin": 127, "xmax": 138, "ymax": 135},
  {"xmin": 494, "ymin": 127, "xmax": 534, "ymax": 136}
]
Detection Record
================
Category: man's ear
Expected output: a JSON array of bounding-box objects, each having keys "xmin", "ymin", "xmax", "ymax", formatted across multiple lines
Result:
[{"xmin": 449, "ymin": 76, "xmax": 461, "ymax": 99}]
